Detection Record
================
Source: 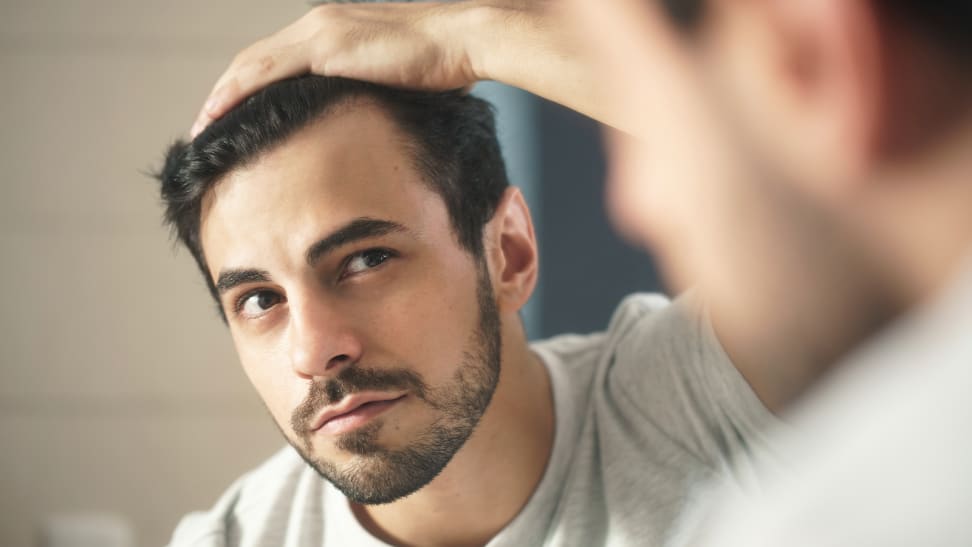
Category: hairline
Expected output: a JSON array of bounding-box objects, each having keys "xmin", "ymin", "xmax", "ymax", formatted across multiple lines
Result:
[{"xmin": 195, "ymin": 94, "xmax": 486, "ymax": 289}]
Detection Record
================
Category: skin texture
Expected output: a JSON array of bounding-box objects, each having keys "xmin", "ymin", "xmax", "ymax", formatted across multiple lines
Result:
[{"xmin": 199, "ymin": 100, "xmax": 553, "ymax": 546}]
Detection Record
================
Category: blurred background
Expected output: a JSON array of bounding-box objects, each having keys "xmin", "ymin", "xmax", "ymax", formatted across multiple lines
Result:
[{"xmin": 0, "ymin": 0, "xmax": 659, "ymax": 544}]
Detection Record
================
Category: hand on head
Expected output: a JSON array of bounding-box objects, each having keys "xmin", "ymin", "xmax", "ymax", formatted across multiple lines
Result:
[
  {"xmin": 190, "ymin": 0, "xmax": 618, "ymax": 138},
  {"xmin": 191, "ymin": 2, "xmax": 481, "ymax": 137}
]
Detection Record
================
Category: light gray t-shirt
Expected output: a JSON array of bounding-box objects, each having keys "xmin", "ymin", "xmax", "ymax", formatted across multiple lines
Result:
[{"xmin": 169, "ymin": 294, "xmax": 776, "ymax": 546}]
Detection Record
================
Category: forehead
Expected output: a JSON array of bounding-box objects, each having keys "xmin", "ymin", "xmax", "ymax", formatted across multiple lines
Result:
[{"xmin": 198, "ymin": 101, "xmax": 451, "ymax": 273}]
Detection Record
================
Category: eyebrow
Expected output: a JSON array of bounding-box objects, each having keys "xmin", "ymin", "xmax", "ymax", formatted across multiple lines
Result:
[
  {"xmin": 213, "ymin": 218, "xmax": 408, "ymax": 296},
  {"xmin": 215, "ymin": 268, "xmax": 272, "ymax": 295},
  {"xmin": 305, "ymin": 217, "xmax": 408, "ymax": 266}
]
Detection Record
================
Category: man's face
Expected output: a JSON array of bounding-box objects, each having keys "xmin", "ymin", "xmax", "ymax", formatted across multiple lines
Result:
[
  {"xmin": 568, "ymin": 0, "xmax": 900, "ymax": 392},
  {"xmin": 198, "ymin": 101, "xmax": 501, "ymax": 504}
]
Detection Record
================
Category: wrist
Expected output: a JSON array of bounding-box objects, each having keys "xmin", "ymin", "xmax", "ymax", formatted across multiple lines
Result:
[{"xmin": 445, "ymin": 2, "xmax": 507, "ymax": 82}]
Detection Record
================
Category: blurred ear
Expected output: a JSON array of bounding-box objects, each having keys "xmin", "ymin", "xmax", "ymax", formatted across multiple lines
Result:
[
  {"xmin": 483, "ymin": 187, "xmax": 539, "ymax": 314},
  {"xmin": 709, "ymin": 0, "xmax": 884, "ymax": 196}
]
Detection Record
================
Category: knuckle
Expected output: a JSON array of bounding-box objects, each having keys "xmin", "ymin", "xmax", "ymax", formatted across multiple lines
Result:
[
  {"xmin": 257, "ymin": 55, "xmax": 276, "ymax": 74},
  {"xmin": 309, "ymin": 54, "xmax": 328, "ymax": 76}
]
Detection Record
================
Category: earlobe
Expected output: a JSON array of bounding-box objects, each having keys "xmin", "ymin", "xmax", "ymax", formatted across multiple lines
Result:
[
  {"xmin": 801, "ymin": 0, "xmax": 884, "ymax": 176},
  {"xmin": 485, "ymin": 187, "xmax": 539, "ymax": 314},
  {"xmin": 818, "ymin": 0, "xmax": 885, "ymax": 182},
  {"xmin": 735, "ymin": 0, "xmax": 885, "ymax": 194}
]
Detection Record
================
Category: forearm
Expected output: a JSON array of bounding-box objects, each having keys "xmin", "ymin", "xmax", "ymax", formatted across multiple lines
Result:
[
  {"xmin": 449, "ymin": 1, "xmax": 627, "ymax": 132},
  {"xmin": 192, "ymin": 0, "xmax": 630, "ymax": 136}
]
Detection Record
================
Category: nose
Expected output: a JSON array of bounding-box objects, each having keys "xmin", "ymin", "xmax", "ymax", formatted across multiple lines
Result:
[{"xmin": 286, "ymin": 293, "xmax": 363, "ymax": 380}]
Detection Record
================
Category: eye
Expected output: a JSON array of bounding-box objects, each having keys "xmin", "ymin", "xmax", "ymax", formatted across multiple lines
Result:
[
  {"xmin": 343, "ymin": 248, "xmax": 395, "ymax": 277},
  {"xmin": 236, "ymin": 290, "xmax": 282, "ymax": 318}
]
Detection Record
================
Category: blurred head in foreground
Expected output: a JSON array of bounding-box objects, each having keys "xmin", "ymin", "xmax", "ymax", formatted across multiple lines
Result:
[
  {"xmin": 573, "ymin": 0, "xmax": 972, "ymax": 406},
  {"xmin": 154, "ymin": 76, "xmax": 541, "ymax": 504}
]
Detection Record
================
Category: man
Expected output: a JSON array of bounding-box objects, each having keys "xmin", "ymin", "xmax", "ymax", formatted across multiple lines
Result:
[
  {"xmin": 158, "ymin": 77, "xmax": 775, "ymax": 545},
  {"xmin": 569, "ymin": 1, "xmax": 972, "ymax": 545},
  {"xmin": 189, "ymin": 0, "xmax": 972, "ymax": 545}
]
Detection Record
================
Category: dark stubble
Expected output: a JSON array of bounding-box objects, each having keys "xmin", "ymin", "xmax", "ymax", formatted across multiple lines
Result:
[{"xmin": 286, "ymin": 262, "xmax": 502, "ymax": 505}]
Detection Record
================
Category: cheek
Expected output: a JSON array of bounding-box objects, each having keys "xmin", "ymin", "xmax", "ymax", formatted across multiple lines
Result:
[
  {"xmin": 358, "ymin": 260, "xmax": 482, "ymax": 383},
  {"xmin": 234, "ymin": 334, "xmax": 299, "ymax": 430},
  {"xmin": 224, "ymin": 256, "xmax": 484, "ymax": 427}
]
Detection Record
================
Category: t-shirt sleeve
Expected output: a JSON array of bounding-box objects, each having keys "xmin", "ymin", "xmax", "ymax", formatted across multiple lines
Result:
[
  {"xmin": 165, "ymin": 446, "xmax": 320, "ymax": 547},
  {"xmin": 167, "ymin": 489, "xmax": 237, "ymax": 547},
  {"xmin": 605, "ymin": 292, "xmax": 779, "ymax": 480}
]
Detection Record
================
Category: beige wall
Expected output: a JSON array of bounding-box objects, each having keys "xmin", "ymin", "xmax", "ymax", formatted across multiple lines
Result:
[{"xmin": 0, "ymin": 1, "xmax": 308, "ymax": 545}]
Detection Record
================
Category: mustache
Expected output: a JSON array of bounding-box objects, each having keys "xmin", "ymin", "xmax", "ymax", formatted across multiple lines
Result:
[{"xmin": 291, "ymin": 366, "xmax": 428, "ymax": 435}]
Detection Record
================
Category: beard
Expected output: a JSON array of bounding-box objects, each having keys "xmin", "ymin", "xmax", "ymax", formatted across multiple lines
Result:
[{"xmin": 284, "ymin": 261, "xmax": 502, "ymax": 505}]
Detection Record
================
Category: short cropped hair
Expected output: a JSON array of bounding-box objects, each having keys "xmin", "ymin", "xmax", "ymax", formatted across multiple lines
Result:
[{"xmin": 154, "ymin": 76, "xmax": 510, "ymax": 309}]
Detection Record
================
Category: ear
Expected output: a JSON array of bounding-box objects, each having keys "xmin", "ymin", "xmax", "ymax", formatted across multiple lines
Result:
[
  {"xmin": 792, "ymin": 0, "xmax": 884, "ymax": 184},
  {"xmin": 712, "ymin": 0, "xmax": 885, "ymax": 196},
  {"xmin": 483, "ymin": 187, "xmax": 539, "ymax": 314}
]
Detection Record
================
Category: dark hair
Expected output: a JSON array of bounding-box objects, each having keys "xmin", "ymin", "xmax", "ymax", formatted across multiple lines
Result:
[
  {"xmin": 154, "ymin": 76, "xmax": 509, "ymax": 308},
  {"xmin": 658, "ymin": 0, "xmax": 706, "ymax": 31},
  {"xmin": 883, "ymin": 1, "xmax": 972, "ymax": 62},
  {"xmin": 661, "ymin": 0, "xmax": 972, "ymax": 64}
]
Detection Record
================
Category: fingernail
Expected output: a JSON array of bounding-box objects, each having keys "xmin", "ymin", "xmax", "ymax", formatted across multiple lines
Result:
[{"xmin": 190, "ymin": 119, "xmax": 203, "ymax": 138}]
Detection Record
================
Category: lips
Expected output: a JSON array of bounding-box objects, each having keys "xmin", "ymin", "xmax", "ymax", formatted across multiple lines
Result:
[{"xmin": 309, "ymin": 392, "xmax": 406, "ymax": 435}]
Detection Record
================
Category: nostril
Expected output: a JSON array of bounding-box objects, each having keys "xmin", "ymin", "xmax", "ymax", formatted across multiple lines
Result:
[{"xmin": 328, "ymin": 354, "xmax": 351, "ymax": 369}]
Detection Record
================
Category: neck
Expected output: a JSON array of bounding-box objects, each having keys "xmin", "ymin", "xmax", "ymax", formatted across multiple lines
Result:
[
  {"xmin": 732, "ymin": 102, "xmax": 972, "ymax": 413},
  {"xmin": 351, "ymin": 317, "xmax": 554, "ymax": 547},
  {"xmin": 856, "ymin": 102, "xmax": 972, "ymax": 308}
]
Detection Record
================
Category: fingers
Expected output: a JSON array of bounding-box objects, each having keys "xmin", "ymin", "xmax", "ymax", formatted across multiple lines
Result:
[
  {"xmin": 187, "ymin": 2, "xmax": 468, "ymax": 138},
  {"xmin": 191, "ymin": 41, "xmax": 312, "ymax": 137},
  {"xmin": 189, "ymin": 4, "xmax": 358, "ymax": 137}
]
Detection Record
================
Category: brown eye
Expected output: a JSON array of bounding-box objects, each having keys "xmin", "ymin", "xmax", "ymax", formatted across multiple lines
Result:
[
  {"xmin": 239, "ymin": 290, "xmax": 282, "ymax": 318},
  {"xmin": 344, "ymin": 249, "xmax": 394, "ymax": 276}
]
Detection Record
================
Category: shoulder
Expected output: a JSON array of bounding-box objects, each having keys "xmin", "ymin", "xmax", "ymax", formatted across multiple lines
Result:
[
  {"xmin": 587, "ymin": 293, "xmax": 775, "ymax": 468},
  {"xmin": 530, "ymin": 293, "xmax": 674, "ymax": 368},
  {"xmin": 607, "ymin": 292, "xmax": 675, "ymax": 334},
  {"xmin": 167, "ymin": 447, "xmax": 320, "ymax": 546},
  {"xmin": 605, "ymin": 291, "xmax": 731, "ymax": 383},
  {"xmin": 528, "ymin": 292, "xmax": 721, "ymax": 419},
  {"xmin": 553, "ymin": 291, "xmax": 722, "ymax": 385},
  {"xmin": 609, "ymin": 291, "xmax": 700, "ymax": 352},
  {"xmin": 601, "ymin": 291, "xmax": 765, "ymax": 417}
]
